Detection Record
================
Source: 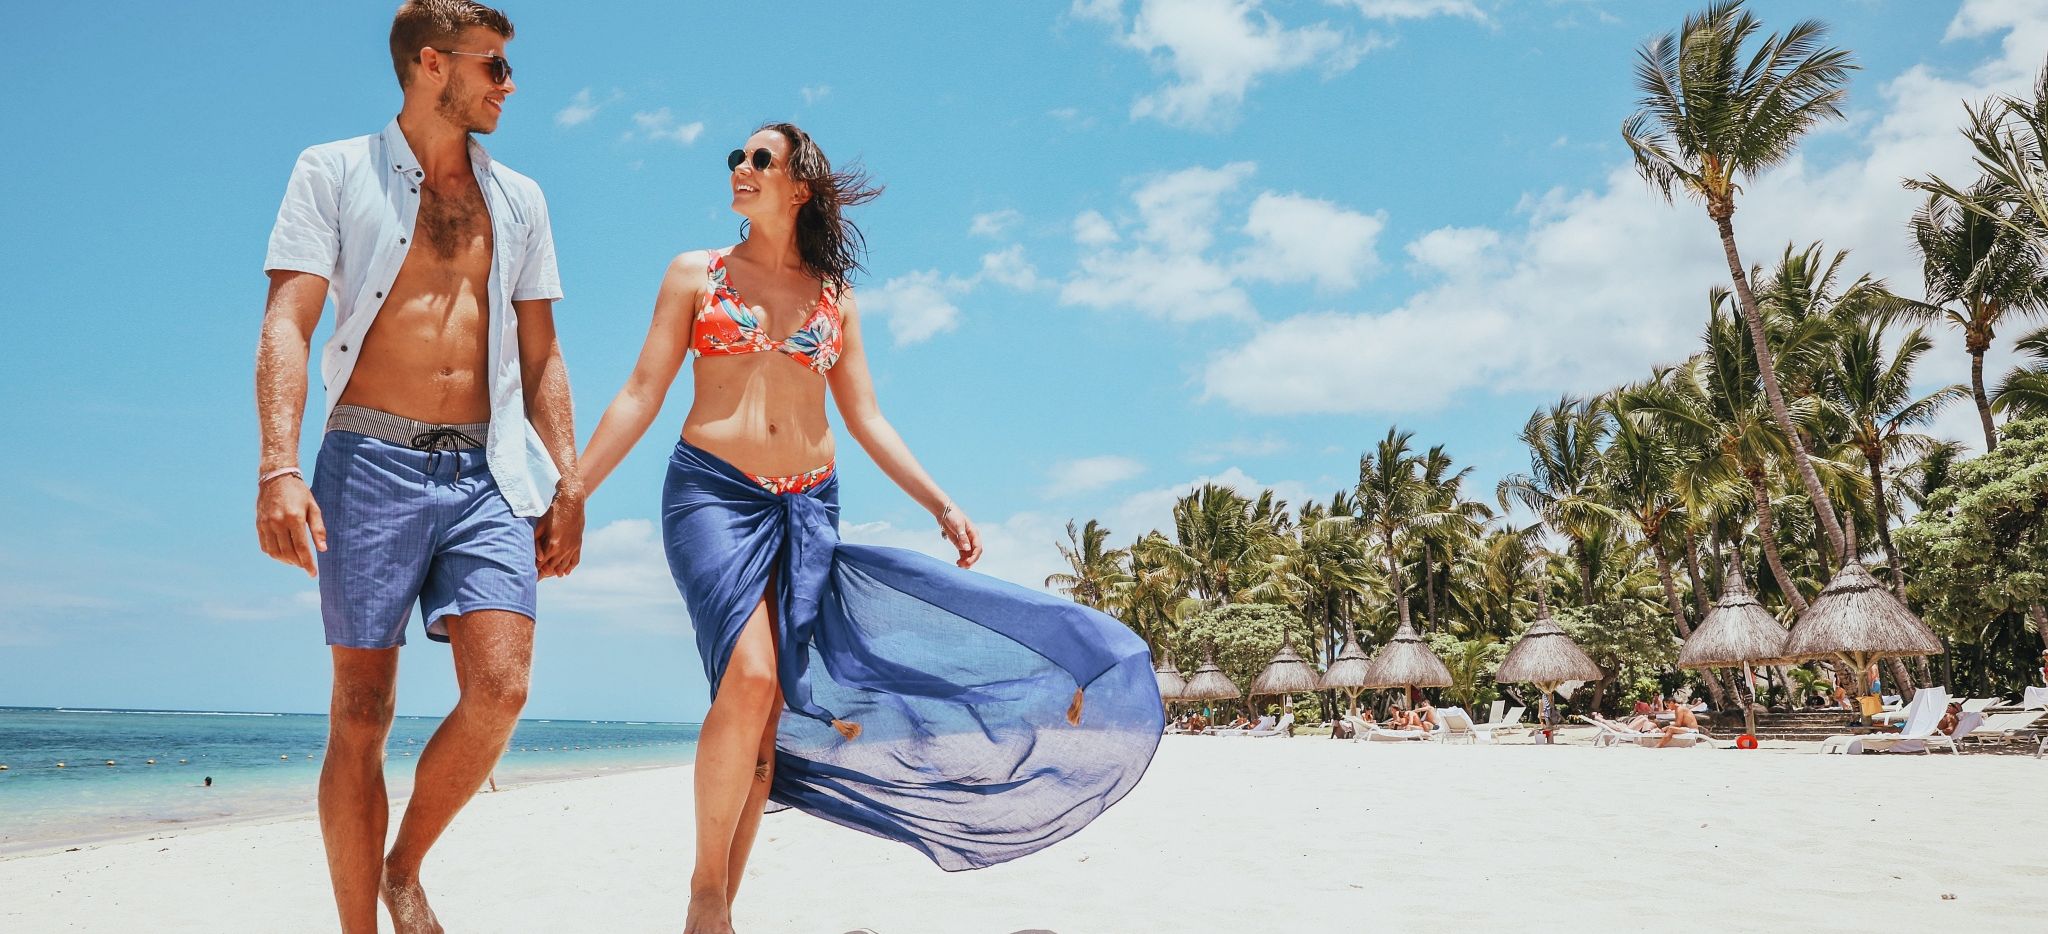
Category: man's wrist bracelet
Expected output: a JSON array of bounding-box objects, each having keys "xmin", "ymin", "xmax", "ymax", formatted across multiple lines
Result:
[{"xmin": 259, "ymin": 466, "xmax": 303, "ymax": 487}]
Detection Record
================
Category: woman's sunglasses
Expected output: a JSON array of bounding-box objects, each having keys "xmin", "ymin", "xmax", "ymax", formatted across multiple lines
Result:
[
  {"xmin": 428, "ymin": 48, "xmax": 512, "ymax": 85},
  {"xmin": 727, "ymin": 148, "xmax": 774, "ymax": 172}
]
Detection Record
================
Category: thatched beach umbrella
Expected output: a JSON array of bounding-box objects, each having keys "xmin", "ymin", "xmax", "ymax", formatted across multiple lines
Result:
[
  {"xmin": 1677, "ymin": 564, "xmax": 1787, "ymax": 737},
  {"xmin": 1179, "ymin": 643, "xmax": 1242, "ymax": 718},
  {"xmin": 1249, "ymin": 629, "xmax": 1321, "ymax": 715},
  {"xmin": 1496, "ymin": 594, "xmax": 1602, "ymax": 733},
  {"xmin": 1782, "ymin": 561, "xmax": 1942, "ymax": 704},
  {"xmin": 1317, "ymin": 622, "xmax": 1374, "ymax": 716},
  {"xmin": 1363, "ymin": 621, "xmax": 1451, "ymax": 713},
  {"xmin": 1154, "ymin": 652, "xmax": 1189, "ymax": 706}
]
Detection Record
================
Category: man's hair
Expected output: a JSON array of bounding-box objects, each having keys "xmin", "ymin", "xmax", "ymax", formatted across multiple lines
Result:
[{"xmin": 389, "ymin": 0, "xmax": 514, "ymax": 88}]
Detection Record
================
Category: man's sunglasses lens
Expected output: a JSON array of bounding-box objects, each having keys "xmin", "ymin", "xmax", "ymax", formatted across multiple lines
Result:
[
  {"xmin": 727, "ymin": 148, "xmax": 772, "ymax": 171},
  {"xmin": 488, "ymin": 56, "xmax": 511, "ymax": 84}
]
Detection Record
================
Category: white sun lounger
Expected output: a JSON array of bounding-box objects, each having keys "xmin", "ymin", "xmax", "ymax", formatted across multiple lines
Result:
[
  {"xmin": 1249, "ymin": 713, "xmax": 1295, "ymax": 738},
  {"xmin": 1210, "ymin": 714, "xmax": 1274, "ymax": 738},
  {"xmin": 1365, "ymin": 726, "xmax": 1430, "ymax": 742},
  {"xmin": 1961, "ymin": 710, "xmax": 2046, "ymax": 748},
  {"xmin": 1433, "ymin": 707, "xmax": 1494, "ymax": 745},
  {"xmin": 1826, "ymin": 688, "xmax": 1953, "ymax": 754},
  {"xmin": 1485, "ymin": 706, "xmax": 1528, "ymax": 734}
]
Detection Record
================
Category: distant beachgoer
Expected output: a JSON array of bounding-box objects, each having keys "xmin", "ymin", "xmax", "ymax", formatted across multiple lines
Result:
[
  {"xmin": 204, "ymin": 776, "xmax": 213, "ymax": 788},
  {"xmin": 255, "ymin": 4, "xmax": 580, "ymax": 931},
  {"xmin": 1330, "ymin": 717, "xmax": 1355, "ymax": 740},
  {"xmin": 1187, "ymin": 713, "xmax": 1210, "ymax": 734},
  {"xmin": 1936, "ymin": 701, "xmax": 1963, "ymax": 736},
  {"xmin": 1654, "ymin": 703, "xmax": 1703, "ymax": 748}
]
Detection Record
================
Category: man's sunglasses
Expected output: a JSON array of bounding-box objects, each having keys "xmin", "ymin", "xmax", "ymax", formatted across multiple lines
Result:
[
  {"xmin": 427, "ymin": 48, "xmax": 513, "ymax": 85},
  {"xmin": 727, "ymin": 148, "xmax": 774, "ymax": 172}
]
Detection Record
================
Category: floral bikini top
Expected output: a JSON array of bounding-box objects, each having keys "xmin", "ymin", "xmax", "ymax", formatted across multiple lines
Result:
[{"xmin": 692, "ymin": 249, "xmax": 843, "ymax": 374}]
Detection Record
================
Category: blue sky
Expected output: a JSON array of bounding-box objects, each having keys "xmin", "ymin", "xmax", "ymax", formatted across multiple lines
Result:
[{"xmin": 3, "ymin": 1, "xmax": 2041, "ymax": 720}]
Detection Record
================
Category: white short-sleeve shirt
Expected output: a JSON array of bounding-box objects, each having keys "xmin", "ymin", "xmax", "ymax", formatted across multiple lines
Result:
[{"xmin": 265, "ymin": 120, "xmax": 563, "ymax": 518}]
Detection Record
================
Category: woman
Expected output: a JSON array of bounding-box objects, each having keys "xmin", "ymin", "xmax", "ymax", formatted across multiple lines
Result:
[{"xmin": 578, "ymin": 124, "xmax": 1160, "ymax": 933}]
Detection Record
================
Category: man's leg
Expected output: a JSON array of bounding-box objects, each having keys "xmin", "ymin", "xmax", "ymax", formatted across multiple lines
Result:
[
  {"xmin": 380, "ymin": 610, "xmax": 534, "ymax": 934},
  {"xmin": 320, "ymin": 646, "xmax": 400, "ymax": 934}
]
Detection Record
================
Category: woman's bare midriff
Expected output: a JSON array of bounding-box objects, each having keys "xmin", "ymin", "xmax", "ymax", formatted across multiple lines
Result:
[{"xmin": 680, "ymin": 354, "xmax": 836, "ymax": 476}]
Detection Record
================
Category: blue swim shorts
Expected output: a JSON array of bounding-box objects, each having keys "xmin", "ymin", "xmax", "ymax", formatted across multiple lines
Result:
[{"xmin": 311, "ymin": 428, "xmax": 538, "ymax": 648}]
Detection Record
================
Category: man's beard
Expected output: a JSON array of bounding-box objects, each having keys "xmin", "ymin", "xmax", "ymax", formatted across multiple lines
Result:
[{"xmin": 436, "ymin": 78, "xmax": 491, "ymax": 135}]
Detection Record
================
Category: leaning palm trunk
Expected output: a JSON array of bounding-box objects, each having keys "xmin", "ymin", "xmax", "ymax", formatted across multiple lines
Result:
[
  {"xmin": 1685, "ymin": 535, "xmax": 1713, "ymax": 620},
  {"xmin": 1747, "ymin": 469, "xmax": 1810, "ymax": 614},
  {"xmin": 1715, "ymin": 214, "xmax": 1851, "ymax": 562},
  {"xmin": 1655, "ymin": 543, "xmax": 1730, "ymax": 709},
  {"xmin": 1862, "ymin": 450, "xmax": 1906, "ymax": 592},
  {"xmin": 2031, "ymin": 604, "xmax": 2048, "ymax": 651}
]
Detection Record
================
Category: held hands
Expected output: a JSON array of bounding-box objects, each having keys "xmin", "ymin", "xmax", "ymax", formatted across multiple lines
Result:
[
  {"xmin": 256, "ymin": 473, "xmax": 325, "ymax": 578},
  {"xmin": 534, "ymin": 485, "xmax": 586, "ymax": 579},
  {"xmin": 937, "ymin": 502, "xmax": 982, "ymax": 569}
]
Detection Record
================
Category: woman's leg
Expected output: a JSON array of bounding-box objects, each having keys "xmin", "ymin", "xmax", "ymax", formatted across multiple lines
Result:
[
  {"xmin": 686, "ymin": 595, "xmax": 780, "ymax": 934},
  {"xmin": 723, "ymin": 698, "xmax": 783, "ymax": 903}
]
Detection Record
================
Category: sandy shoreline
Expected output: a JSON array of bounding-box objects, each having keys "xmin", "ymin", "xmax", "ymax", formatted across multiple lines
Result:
[{"xmin": 5, "ymin": 732, "xmax": 2042, "ymax": 932}]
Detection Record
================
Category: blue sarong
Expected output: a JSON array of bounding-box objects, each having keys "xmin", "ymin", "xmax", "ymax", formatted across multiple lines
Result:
[{"xmin": 661, "ymin": 440, "xmax": 1162, "ymax": 871}]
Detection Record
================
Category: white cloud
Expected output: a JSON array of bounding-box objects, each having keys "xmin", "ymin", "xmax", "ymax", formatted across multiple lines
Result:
[
  {"xmin": 1102, "ymin": 466, "xmax": 1320, "ymax": 542},
  {"xmin": 1069, "ymin": 0, "xmax": 1123, "ymax": 25},
  {"xmin": 969, "ymin": 209, "xmax": 1022, "ymax": 238},
  {"xmin": 801, "ymin": 84, "xmax": 831, "ymax": 104},
  {"xmin": 978, "ymin": 245, "xmax": 1044, "ymax": 290},
  {"xmin": 1060, "ymin": 163, "xmax": 1261, "ymax": 322},
  {"xmin": 555, "ymin": 88, "xmax": 604, "ymax": 128},
  {"xmin": 539, "ymin": 520, "xmax": 689, "ymax": 633},
  {"xmin": 1073, "ymin": 209, "xmax": 1120, "ymax": 246},
  {"xmin": 1237, "ymin": 191, "xmax": 1386, "ymax": 289},
  {"xmin": 1336, "ymin": 0, "xmax": 1485, "ymax": 23},
  {"xmin": 1044, "ymin": 455, "xmax": 1147, "ymax": 498},
  {"xmin": 1201, "ymin": 3, "xmax": 2048, "ymax": 418},
  {"xmin": 1405, "ymin": 225, "xmax": 1502, "ymax": 277},
  {"xmin": 629, "ymin": 108, "xmax": 704, "ymax": 146},
  {"xmin": 1108, "ymin": 0, "xmax": 1359, "ymax": 128},
  {"xmin": 860, "ymin": 270, "xmax": 965, "ymax": 345}
]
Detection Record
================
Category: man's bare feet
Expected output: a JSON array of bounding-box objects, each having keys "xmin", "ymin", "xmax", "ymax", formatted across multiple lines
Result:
[
  {"xmin": 685, "ymin": 888, "xmax": 735, "ymax": 934},
  {"xmin": 381, "ymin": 865, "xmax": 445, "ymax": 934}
]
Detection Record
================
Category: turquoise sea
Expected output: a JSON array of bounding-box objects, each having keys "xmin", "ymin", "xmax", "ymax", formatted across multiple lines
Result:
[{"xmin": 0, "ymin": 707, "xmax": 700, "ymax": 854}]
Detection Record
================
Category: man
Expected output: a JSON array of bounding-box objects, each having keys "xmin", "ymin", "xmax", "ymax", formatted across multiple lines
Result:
[
  {"xmin": 1654, "ymin": 699, "xmax": 1704, "ymax": 748},
  {"xmin": 253, "ymin": 3, "xmax": 580, "ymax": 931}
]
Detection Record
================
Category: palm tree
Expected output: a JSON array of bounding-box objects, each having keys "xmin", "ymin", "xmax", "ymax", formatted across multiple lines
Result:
[
  {"xmin": 1619, "ymin": 293, "xmax": 1815, "ymax": 613},
  {"xmin": 1901, "ymin": 187, "xmax": 2048, "ymax": 451},
  {"xmin": 1993, "ymin": 324, "xmax": 2048, "ymax": 419},
  {"xmin": 1356, "ymin": 428, "xmax": 1430, "ymax": 630},
  {"xmin": 1598, "ymin": 395, "xmax": 1732, "ymax": 709},
  {"xmin": 1046, "ymin": 519, "xmax": 1127, "ymax": 612},
  {"xmin": 1416, "ymin": 446, "xmax": 1493, "ymax": 632},
  {"xmin": 1623, "ymin": 0, "xmax": 1857, "ymax": 561},
  {"xmin": 1498, "ymin": 397, "xmax": 1619, "ymax": 607},
  {"xmin": 1164, "ymin": 483, "xmax": 1257, "ymax": 606},
  {"xmin": 1908, "ymin": 66, "xmax": 2048, "ymax": 253},
  {"xmin": 1831, "ymin": 319, "xmax": 1967, "ymax": 587}
]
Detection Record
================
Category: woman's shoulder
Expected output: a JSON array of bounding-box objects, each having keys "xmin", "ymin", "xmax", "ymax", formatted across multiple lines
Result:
[{"xmin": 666, "ymin": 247, "xmax": 729, "ymax": 274}]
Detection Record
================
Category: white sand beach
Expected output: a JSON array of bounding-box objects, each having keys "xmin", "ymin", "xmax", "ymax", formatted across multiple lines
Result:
[{"xmin": 5, "ymin": 733, "xmax": 2042, "ymax": 933}]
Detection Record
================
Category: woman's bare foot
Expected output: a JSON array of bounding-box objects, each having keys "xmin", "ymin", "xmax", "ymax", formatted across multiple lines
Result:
[
  {"xmin": 380, "ymin": 866, "xmax": 445, "ymax": 934},
  {"xmin": 684, "ymin": 887, "xmax": 735, "ymax": 934}
]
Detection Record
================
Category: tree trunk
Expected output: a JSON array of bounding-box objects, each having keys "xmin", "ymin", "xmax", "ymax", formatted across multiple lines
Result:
[
  {"xmin": 1864, "ymin": 450, "xmax": 1906, "ymax": 593},
  {"xmin": 1684, "ymin": 534, "xmax": 1713, "ymax": 620},
  {"xmin": 1578, "ymin": 542, "xmax": 1596, "ymax": 607},
  {"xmin": 1714, "ymin": 212, "xmax": 1850, "ymax": 563},
  {"xmin": 1748, "ymin": 470, "xmax": 1811, "ymax": 614},
  {"xmin": 2030, "ymin": 604, "xmax": 2048, "ymax": 651},
  {"xmin": 1971, "ymin": 345, "xmax": 2000, "ymax": 453},
  {"xmin": 1885, "ymin": 656, "xmax": 1917, "ymax": 701},
  {"xmin": 1655, "ymin": 542, "xmax": 1729, "ymax": 709}
]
